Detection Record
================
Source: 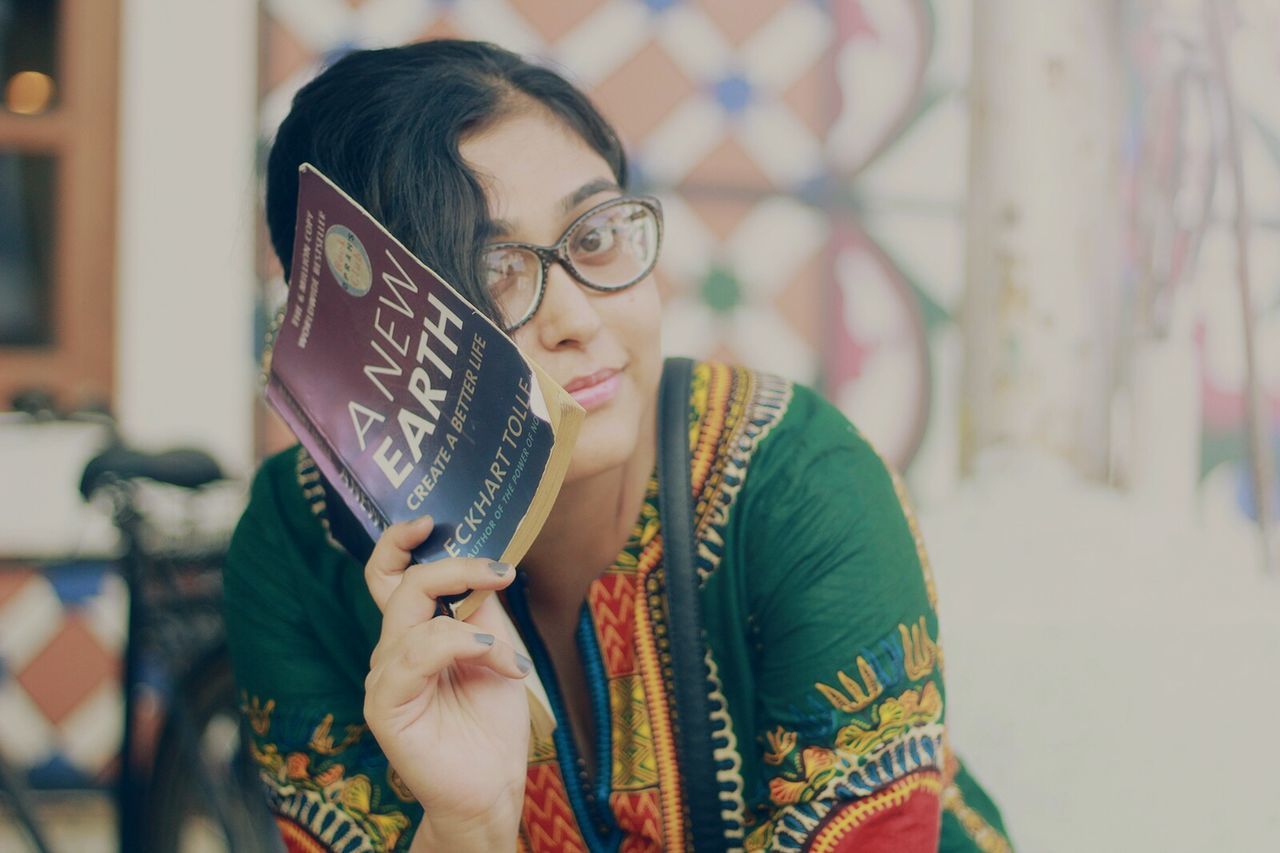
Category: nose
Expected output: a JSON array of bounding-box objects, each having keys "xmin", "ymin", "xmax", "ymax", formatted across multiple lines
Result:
[{"xmin": 531, "ymin": 259, "xmax": 604, "ymax": 350}]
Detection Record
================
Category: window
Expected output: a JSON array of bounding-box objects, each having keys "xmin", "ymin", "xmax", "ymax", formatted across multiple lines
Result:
[{"xmin": 0, "ymin": 0, "xmax": 118, "ymax": 408}]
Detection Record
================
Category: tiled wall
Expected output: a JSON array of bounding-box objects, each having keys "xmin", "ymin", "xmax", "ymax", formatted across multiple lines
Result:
[
  {"xmin": 255, "ymin": 0, "xmax": 971, "ymax": 492},
  {"xmin": 0, "ymin": 561, "xmax": 125, "ymax": 787},
  {"xmin": 256, "ymin": 0, "xmax": 1280, "ymax": 524}
]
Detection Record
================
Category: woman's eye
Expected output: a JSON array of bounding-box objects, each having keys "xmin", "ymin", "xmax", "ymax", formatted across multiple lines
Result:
[{"xmin": 572, "ymin": 225, "xmax": 618, "ymax": 260}]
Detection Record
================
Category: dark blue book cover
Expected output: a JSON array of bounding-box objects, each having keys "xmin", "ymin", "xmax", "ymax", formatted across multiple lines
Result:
[{"xmin": 265, "ymin": 164, "xmax": 583, "ymax": 619}]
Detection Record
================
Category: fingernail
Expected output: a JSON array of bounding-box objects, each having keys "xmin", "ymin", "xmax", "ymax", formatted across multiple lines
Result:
[
  {"xmin": 488, "ymin": 561, "xmax": 512, "ymax": 577},
  {"xmin": 474, "ymin": 633, "xmax": 495, "ymax": 646},
  {"xmin": 515, "ymin": 653, "xmax": 532, "ymax": 674}
]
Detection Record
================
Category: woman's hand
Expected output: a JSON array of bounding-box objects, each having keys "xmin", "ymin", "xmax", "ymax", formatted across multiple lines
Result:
[{"xmin": 362, "ymin": 515, "xmax": 531, "ymax": 852}]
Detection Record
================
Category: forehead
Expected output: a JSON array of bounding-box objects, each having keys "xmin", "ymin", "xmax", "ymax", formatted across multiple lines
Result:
[{"xmin": 461, "ymin": 109, "xmax": 616, "ymax": 235}]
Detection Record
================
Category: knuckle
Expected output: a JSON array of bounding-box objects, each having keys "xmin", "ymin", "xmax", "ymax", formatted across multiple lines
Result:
[
  {"xmin": 401, "ymin": 644, "xmax": 426, "ymax": 670},
  {"xmin": 402, "ymin": 562, "xmax": 427, "ymax": 584}
]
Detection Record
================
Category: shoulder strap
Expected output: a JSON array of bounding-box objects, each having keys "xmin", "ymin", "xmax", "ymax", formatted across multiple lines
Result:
[{"xmin": 657, "ymin": 357, "xmax": 727, "ymax": 852}]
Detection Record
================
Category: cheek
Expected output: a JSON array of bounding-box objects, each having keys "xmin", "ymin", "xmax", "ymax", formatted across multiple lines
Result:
[
  {"xmin": 510, "ymin": 325, "xmax": 536, "ymax": 351},
  {"xmin": 603, "ymin": 280, "xmax": 662, "ymax": 355}
]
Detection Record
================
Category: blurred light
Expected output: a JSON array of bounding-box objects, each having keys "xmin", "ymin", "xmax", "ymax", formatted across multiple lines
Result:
[{"xmin": 6, "ymin": 71, "xmax": 56, "ymax": 115}]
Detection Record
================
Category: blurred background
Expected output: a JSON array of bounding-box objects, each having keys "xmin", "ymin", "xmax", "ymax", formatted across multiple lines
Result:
[{"xmin": 1, "ymin": 0, "xmax": 1278, "ymax": 850}]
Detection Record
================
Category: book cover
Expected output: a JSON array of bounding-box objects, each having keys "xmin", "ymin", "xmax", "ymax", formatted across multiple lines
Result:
[{"xmin": 265, "ymin": 164, "xmax": 583, "ymax": 623}]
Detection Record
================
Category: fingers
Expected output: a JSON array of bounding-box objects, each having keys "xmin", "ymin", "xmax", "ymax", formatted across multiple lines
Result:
[
  {"xmin": 375, "ymin": 558, "xmax": 517, "ymax": 658},
  {"xmin": 365, "ymin": 617, "xmax": 531, "ymax": 713},
  {"xmin": 365, "ymin": 515, "xmax": 436, "ymax": 611}
]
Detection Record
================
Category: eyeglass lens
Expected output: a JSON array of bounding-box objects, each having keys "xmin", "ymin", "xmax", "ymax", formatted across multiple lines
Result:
[{"xmin": 484, "ymin": 199, "xmax": 659, "ymax": 330}]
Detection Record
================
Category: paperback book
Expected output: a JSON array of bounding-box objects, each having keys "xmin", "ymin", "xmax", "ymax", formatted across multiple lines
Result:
[{"xmin": 264, "ymin": 164, "xmax": 583, "ymax": 631}]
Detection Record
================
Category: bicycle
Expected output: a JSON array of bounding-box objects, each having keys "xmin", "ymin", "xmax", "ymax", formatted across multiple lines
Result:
[
  {"xmin": 0, "ymin": 397, "xmax": 277, "ymax": 852},
  {"xmin": 79, "ymin": 442, "xmax": 280, "ymax": 852}
]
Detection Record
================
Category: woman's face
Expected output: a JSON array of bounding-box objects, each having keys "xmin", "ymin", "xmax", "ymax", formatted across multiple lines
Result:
[{"xmin": 459, "ymin": 109, "xmax": 663, "ymax": 483}]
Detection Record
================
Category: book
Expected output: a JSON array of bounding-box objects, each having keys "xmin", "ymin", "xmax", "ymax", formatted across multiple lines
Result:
[{"xmin": 264, "ymin": 163, "xmax": 583, "ymax": 635}]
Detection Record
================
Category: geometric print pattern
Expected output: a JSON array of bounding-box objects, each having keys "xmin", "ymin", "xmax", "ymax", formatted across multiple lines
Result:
[
  {"xmin": 508, "ymin": 361, "xmax": 791, "ymax": 852},
  {"xmin": 0, "ymin": 560, "xmax": 125, "ymax": 788}
]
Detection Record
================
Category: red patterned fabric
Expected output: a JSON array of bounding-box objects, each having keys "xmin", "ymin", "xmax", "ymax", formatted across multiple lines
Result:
[
  {"xmin": 521, "ymin": 763, "xmax": 588, "ymax": 853},
  {"xmin": 275, "ymin": 816, "xmax": 331, "ymax": 853},
  {"xmin": 806, "ymin": 772, "xmax": 943, "ymax": 853}
]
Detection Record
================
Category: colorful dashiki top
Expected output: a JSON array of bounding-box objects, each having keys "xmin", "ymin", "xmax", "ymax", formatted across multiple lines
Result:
[{"xmin": 224, "ymin": 361, "xmax": 1011, "ymax": 852}]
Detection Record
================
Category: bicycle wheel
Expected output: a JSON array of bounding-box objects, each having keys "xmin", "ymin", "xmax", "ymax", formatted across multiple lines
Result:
[{"xmin": 143, "ymin": 647, "xmax": 280, "ymax": 853}]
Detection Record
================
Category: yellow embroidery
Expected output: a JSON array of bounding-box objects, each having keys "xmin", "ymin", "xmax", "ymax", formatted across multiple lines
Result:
[
  {"xmin": 764, "ymin": 727, "xmax": 797, "ymax": 766},
  {"xmin": 744, "ymin": 821, "xmax": 774, "ymax": 852},
  {"xmin": 801, "ymin": 746, "xmax": 838, "ymax": 775},
  {"xmin": 901, "ymin": 617, "xmax": 938, "ymax": 681},
  {"xmin": 246, "ymin": 704, "xmax": 415, "ymax": 851},
  {"xmin": 250, "ymin": 740, "xmax": 284, "ymax": 777},
  {"xmin": 769, "ymin": 776, "xmax": 809, "ymax": 805},
  {"xmin": 338, "ymin": 774, "xmax": 373, "ymax": 814},
  {"xmin": 242, "ymin": 694, "xmax": 275, "ymax": 736},
  {"xmin": 888, "ymin": 468, "xmax": 939, "ymax": 611},
  {"xmin": 285, "ymin": 751, "xmax": 310, "ymax": 780},
  {"xmin": 316, "ymin": 764, "xmax": 346, "ymax": 787},
  {"xmin": 365, "ymin": 811, "xmax": 412, "ymax": 849},
  {"xmin": 834, "ymin": 682, "xmax": 943, "ymax": 756},
  {"xmin": 943, "ymin": 784, "xmax": 1012, "ymax": 853},
  {"xmin": 766, "ymin": 745, "xmax": 843, "ymax": 807},
  {"xmin": 309, "ymin": 713, "xmax": 367, "ymax": 755},
  {"xmin": 815, "ymin": 656, "xmax": 883, "ymax": 713}
]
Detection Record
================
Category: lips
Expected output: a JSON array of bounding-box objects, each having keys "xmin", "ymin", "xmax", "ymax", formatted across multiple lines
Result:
[
  {"xmin": 563, "ymin": 368, "xmax": 618, "ymax": 393},
  {"xmin": 562, "ymin": 367, "xmax": 622, "ymax": 411}
]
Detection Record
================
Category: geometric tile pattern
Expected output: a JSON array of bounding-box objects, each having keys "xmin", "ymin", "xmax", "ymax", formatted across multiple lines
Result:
[
  {"xmin": 257, "ymin": 0, "xmax": 962, "ymax": 474},
  {"xmin": 0, "ymin": 550, "xmax": 229, "ymax": 793},
  {"xmin": 0, "ymin": 561, "xmax": 125, "ymax": 788}
]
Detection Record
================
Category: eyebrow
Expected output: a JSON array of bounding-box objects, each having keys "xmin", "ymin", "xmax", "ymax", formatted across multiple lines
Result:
[{"xmin": 487, "ymin": 177, "xmax": 622, "ymax": 240}]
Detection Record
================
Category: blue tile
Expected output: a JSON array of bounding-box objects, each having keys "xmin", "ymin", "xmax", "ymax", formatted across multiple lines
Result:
[
  {"xmin": 43, "ymin": 561, "xmax": 112, "ymax": 608},
  {"xmin": 713, "ymin": 73, "xmax": 753, "ymax": 114},
  {"xmin": 321, "ymin": 42, "xmax": 358, "ymax": 71},
  {"xmin": 26, "ymin": 753, "xmax": 93, "ymax": 790}
]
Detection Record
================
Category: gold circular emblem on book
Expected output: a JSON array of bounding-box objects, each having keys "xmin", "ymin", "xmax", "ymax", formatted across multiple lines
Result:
[{"xmin": 324, "ymin": 224, "xmax": 373, "ymax": 296}]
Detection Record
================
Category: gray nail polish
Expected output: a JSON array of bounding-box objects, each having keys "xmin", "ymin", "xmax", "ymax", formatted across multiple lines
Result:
[
  {"xmin": 474, "ymin": 633, "xmax": 495, "ymax": 646},
  {"xmin": 488, "ymin": 561, "xmax": 512, "ymax": 576},
  {"xmin": 515, "ymin": 653, "xmax": 532, "ymax": 674}
]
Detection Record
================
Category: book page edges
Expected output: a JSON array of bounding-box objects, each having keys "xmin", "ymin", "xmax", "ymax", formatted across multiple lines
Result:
[
  {"xmin": 453, "ymin": 361, "xmax": 582, "ymax": 740},
  {"xmin": 265, "ymin": 374, "xmax": 387, "ymax": 535}
]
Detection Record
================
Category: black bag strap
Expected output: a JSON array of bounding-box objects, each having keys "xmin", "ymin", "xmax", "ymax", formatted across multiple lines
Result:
[{"xmin": 657, "ymin": 357, "xmax": 727, "ymax": 852}]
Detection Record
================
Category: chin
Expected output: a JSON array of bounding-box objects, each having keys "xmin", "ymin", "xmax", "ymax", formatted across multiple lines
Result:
[
  {"xmin": 563, "ymin": 414, "xmax": 640, "ymax": 482},
  {"xmin": 561, "ymin": 387, "xmax": 648, "ymax": 483}
]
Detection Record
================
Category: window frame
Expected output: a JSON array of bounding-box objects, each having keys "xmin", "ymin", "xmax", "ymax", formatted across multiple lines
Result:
[{"xmin": 0, "ymin": 0, "xmax": 119, "ymax": 408}]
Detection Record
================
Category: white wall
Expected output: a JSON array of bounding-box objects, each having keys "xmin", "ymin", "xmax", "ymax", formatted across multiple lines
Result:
[{"xmin": 115, "ymin": 0, "xmax": 259, "ymax": 477}]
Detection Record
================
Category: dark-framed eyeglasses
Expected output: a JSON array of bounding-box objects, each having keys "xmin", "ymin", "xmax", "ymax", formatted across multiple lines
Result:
[{"xmin": 482, "ymin": 195, "xmax": 663, "ymax": 332}]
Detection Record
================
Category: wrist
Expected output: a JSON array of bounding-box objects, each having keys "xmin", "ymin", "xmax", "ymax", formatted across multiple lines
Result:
[
  {"xmin": 411, "ymin": 820, "xmax": 518, "ymax": 853},
  {"xmin": 410, "ymin": 800, "xmax": 521, "ymax": 853}
]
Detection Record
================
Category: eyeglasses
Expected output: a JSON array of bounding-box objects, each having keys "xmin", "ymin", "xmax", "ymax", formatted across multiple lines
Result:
[{"xmin": 483, "ymin": 195, "xmax": 663, "ymax": 332}]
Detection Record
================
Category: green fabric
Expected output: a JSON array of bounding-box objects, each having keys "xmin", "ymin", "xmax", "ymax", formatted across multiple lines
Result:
[{"xmin": 224, "ymin": 367, "xmax": 1010, "ymax": 851}]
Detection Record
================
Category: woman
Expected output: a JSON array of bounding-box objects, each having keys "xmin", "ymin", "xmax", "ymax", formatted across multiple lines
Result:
[{"xmin": 227, "ymin": 39, "xmax": 1009, "ymax": 852}]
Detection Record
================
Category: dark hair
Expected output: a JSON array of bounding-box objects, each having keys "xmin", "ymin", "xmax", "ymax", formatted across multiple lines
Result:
[{"xmin": 265, "ymin": 39, "xmax": 628, "ymax": 322}]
